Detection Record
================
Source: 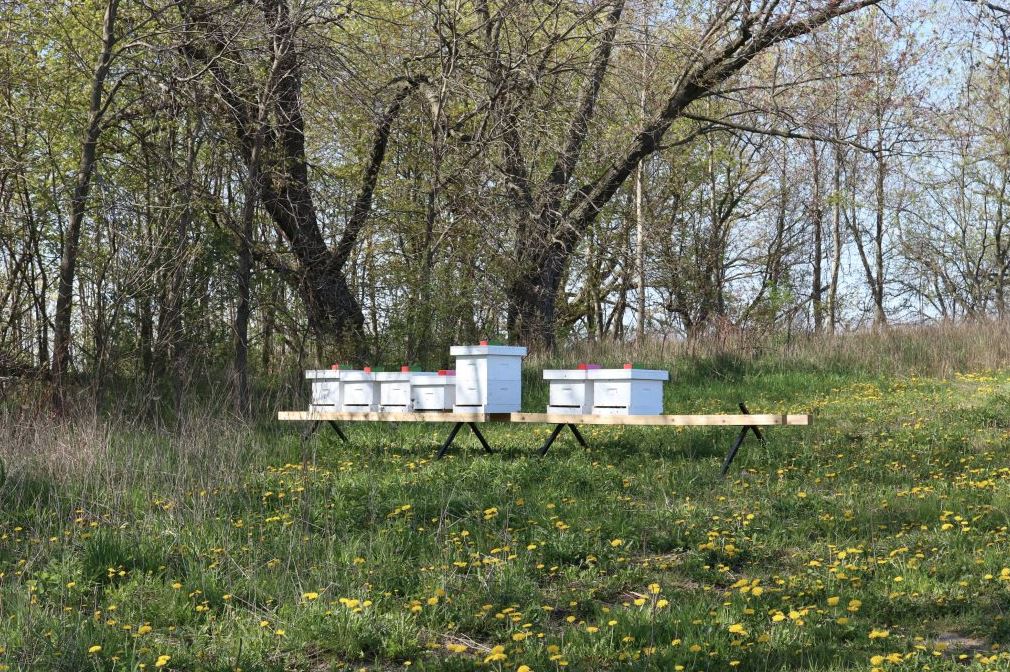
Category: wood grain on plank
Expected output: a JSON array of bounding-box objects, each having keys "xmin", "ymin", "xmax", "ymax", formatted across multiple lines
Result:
[{"xmin": 278, "ymin": 410, "xmax": 812, "ymax": 426}]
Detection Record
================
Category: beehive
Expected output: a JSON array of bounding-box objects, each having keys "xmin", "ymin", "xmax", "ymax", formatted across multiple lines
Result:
[
  {"xmin": 588, "ymin": 367, "xmax": 668, "ymax": 415},
  {"xmin": 450, "ymin": 343, "xmax": 527, "ymax": 413},
  {"xmin": 305, "ymin": 368, "xmax": 342, "ymax": 411},
  {"xmin": 543, "ymin": 363, "xmax": 600, "ymax": 414},
  {"xmin": 410, "ymin": 370, "xmax": 455, "ymax": 411},
  {"xmin": 339, "ymin": 369, "xmax": 380, "ymax": 412},
  {"xmin": 376, "ymin": 368, "xmax": 414, "ymax": 412}
]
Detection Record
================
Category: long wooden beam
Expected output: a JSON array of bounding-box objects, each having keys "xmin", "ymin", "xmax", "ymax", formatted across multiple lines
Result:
[
  {"xmin": 278, "ymin": 410, "xmax": 511, "ymax": 423},
  {"xmin": 510, "ymin": 412, "xmax": 810, "ymax": 426},
  {"xmin": 278, "ymin": 410, "xmax": 811, "ymax": 426}
]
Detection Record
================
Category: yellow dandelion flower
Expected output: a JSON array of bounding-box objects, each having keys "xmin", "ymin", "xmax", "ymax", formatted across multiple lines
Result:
[
  {"xmin": 155, "ymin": 655, "xmax": 171, "ymax": 668},
  {"xmin": 484, "ymin": 645, "xmax": 507, "ymax": 663},
  {"xmin": 88, "ymin": 645, "xmax": 102, "ymax": 654}
]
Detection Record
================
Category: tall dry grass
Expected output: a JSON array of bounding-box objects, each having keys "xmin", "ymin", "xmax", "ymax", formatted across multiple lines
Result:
[{"xmin": 528, "ymin": 319, "xmax": 1010, "ymax": 378}]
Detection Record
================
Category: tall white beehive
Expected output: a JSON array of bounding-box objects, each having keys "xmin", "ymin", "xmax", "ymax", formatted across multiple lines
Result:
[{"xmin": 450, "ymin": 344, "xmax": 527, "ymax": 413}]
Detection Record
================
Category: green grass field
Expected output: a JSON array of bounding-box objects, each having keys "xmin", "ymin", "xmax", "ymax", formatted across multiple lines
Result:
[{"xmin": 4, "ymin": 346, "xmax": 1010, "ymax": 670}]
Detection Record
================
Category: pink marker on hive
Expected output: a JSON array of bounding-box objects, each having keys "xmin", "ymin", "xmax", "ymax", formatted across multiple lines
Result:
[{"xmin": 623, "ymin": 362, "xmax": 633, "ymax": 369}]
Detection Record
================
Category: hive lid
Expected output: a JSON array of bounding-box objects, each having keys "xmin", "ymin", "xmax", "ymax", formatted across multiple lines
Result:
[
  {"xmin": 340, "ymin": 370, "xmax": 375, "ymax": 381},
  {"xmin": 304, "ymin": 369, "xmax": 342, "ymax": 379},
  {"xmin": 375, "ymin": 371, "xmax": 411, "ymax": 381},
  {"xmin": 542, "ymin": 369, "xmax": 588, "ymax": 380},
  {"xmin": 586, "ymin": 368, "xmax": 669, "ymax": 381},
  {"xmin": 411, "ymin": 372, "xmax": 454, "ymax": 384},
  {"xmin": 450, "ymin": 344, "xmax": 528, "ymax": 357}
]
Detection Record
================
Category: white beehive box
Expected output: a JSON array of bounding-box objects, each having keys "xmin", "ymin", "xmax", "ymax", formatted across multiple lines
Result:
[
  {"xmin": 450, "ymin": 344, "xmax": 527, "ymax": 413},
  {"xmin": 543, "ymin": 365, "xmax": 599, "ymax": 414},
  {"xmin": 305, "ymin": 368, "xmax": 342, "ymax": 411},
  {"xmin": 411, "ymin": 371, "xmax": 455, "ymax": 411},
  {"xmin": 340, "ymin": 370, "xmax": 380, "ymax": 412},
  {"xmin": 377, "ymin": 370, "xmax": 414, "ymax": 412},
  {"xmin": 588, "ymin": 367, "xmax": 669, "ymax": 415}
]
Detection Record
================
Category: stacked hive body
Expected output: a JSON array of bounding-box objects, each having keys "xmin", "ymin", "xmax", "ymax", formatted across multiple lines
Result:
[
  {"xmin": 339, "ymin": 370, "xmax": 380, "ymax": 412},
  {"xmin": 305, "ymin": 369, "xmax": 342, "ymax": 411},
  {"xmin": 543, "ymin": 364, "xmax": 599, "ymax": 414},
  {"xmin": 451, "ymin": 344, "xmax": 527, "ymax": 413},
  {"xmin": 588, "ymin": 368, "xmax": 668, "ymax": 415},
  {"xmin": 376, "ymin": 369, "xmax": 415, "ymax": 412},
  {"xmin": 411, "ymin": 371, "xmax": 456, "ymax": 411}
]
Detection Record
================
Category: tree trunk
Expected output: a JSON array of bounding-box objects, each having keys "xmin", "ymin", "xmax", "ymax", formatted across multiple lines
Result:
[
  {"xmin": 635, "ymin": 3, "xmax": 649, "ymax": 342},
  {"xmin": 873, "ymin": 137, "xmax": 887, "ymax": 326},
  {"xmin": 234, "ymin": 171, "xmax": 255, "ymax": 416},
  {"xmin": 829, "ymin": 147, "xmax": 843, "ymax": 332},
  {"xmin": 506, "ymin": 241, "xmax": 566, "ymax": 349},
  {"xmin": 810, "ymin": 141, "xmax": 824, "ymax": 332},
  {"xmin": 51, "ymin": 0, "xmax": 118, "ymax": 408}
]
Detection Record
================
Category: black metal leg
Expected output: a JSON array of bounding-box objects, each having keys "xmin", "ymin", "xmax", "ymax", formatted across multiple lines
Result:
[
  {"xmin": 721, "ymin": 402, "xmax": 765, "ymax": 476},
  {"xmin": 437, "ymin": 422, "xmax": 464, "ymax": 459},
  {"xmin": 721, "ymin": 426, "xmax": 750, "ymax": 476},
  {"xmin": 738, "ymin": 403, "xmax": 766, "ymax": 444},
  {"xmin": 301, "ymin": 420, "xmax": 321, "ymax": 442},
  {"xmin": 467, "ymin": 423, "xmax": 494, "ymax": 453},
  {"xmin": 327, "ymin": 421, "xmax": 349, "ymax": 443},
  {"xmin": 567, "ymin": 424, "xmax": 588, "ymax": 447},
  {"xmin": 538, "ymin": 424, "xmax": 566, "ymax": 457}
]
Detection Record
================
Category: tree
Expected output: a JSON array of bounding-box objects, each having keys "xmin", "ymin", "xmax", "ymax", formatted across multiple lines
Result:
[
  {"xmin": 52, "ymin": 0, "xmax": 121, "ymax": 408},
  {"xmin": 464, "ymin": 0, "xmax": 885, "ymax": 348}
]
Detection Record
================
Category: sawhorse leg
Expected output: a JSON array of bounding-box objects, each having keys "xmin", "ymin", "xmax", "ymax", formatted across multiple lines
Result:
[
  {"xmin": 721, "ymin": 402, "xmax": 766, "ymax": 476},
  {"xmin": 301, "ymin": 420, "xmax": 349, "ymax": 444},
  {"xmin": 301, "ymin": 420, "xmax": 321, "ymax": 442},
  {"xmin": 539, "ymin": 424, "xmax": 589, "ymax": 457},
  {"xmin": 327, "ymin": 421, "xmax": 349, "ymax": 443},
  {"xmin": 437, "ymin": 422, "xmax": 495, "ymax": 459}
]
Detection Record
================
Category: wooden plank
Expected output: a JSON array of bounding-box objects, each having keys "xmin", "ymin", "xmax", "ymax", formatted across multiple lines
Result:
[
  {"xmin": 508, "ymin": 412, "xmax": 795, "ymax": 426},
  {"xmin": 277, "ymin": 410, "xmax": 813, "ymax": 427},
  {"xmin": 277, "ymin": 410, "xmax": 511, "ymax": 423}
]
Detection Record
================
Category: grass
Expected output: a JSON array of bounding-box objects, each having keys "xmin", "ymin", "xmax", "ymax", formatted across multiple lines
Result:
[{"xmin": 4, "ymin": 327, "xmax": 1010, "ymax": 670}]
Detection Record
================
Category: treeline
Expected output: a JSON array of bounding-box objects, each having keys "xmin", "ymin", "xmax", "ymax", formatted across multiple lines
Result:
[{"xmin": 1, "ymin": 0, "xmax": 1010, "ymax": 409}]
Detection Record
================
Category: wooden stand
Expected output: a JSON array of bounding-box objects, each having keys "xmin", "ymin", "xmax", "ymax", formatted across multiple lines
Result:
[{"xmin": 278, "ymin": 409, "xmax": 811, "ymax": 472}]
